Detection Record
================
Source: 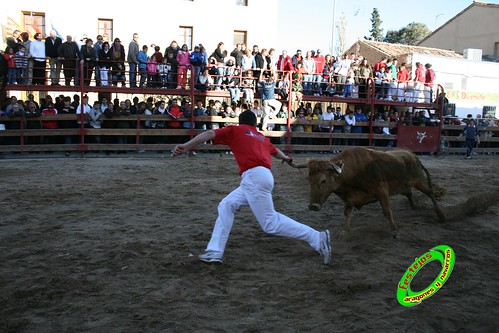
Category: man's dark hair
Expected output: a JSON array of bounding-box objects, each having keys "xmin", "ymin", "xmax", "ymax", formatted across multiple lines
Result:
[{"xmin": 239, "ymin": 110, "xmax": 257, "ymax": 127}]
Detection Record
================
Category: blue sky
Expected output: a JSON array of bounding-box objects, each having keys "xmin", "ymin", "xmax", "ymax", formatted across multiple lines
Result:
[{"xmin": 277, "ymin": 0, "xmax": 499, "ymax": 54}]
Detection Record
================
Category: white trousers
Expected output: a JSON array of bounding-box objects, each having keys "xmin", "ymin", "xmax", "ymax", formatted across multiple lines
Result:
[
  {"xmin": 205, "ymin": 166, "xmax": 321, "ymax": 254},
  {"xmin": 262, "ymin": 99, "xmax": 281, "ymax": 131}
]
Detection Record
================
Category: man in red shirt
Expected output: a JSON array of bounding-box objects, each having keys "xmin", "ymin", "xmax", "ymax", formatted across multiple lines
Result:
[
  {"xmin": 424, "ymin": 63, "xmax": 435, "ymax": 103},
  {"xmin": 396, "ymin": 62, "xmax": 411, "ymax": 101},
  {"xmin": 172, "ymin": 110, "xmax": 331, "ymax": 265},
  {"xmin": 412, "ymin": 62, "xmax": 426, "ymax": 103}
]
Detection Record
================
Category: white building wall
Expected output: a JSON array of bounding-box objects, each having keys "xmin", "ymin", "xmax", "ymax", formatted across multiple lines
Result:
[
  {"xmin": 411, "ymin": 53, "xmax": 499, "ymax": 118},
  {"xmin": 2, "ymin": 0, "xmax": 278, "ymax": 54}
]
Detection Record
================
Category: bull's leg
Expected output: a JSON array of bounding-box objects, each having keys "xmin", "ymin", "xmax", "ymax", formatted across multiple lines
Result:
[
  {"xmin": 343, "ymin": 204, "xmax": 353, "ymax": 232},
  {"xmin": 378, "ymin": 196, "xmax": 397, "ymax": 230},
  {"xmin": 402, "ymin": 189, "xmax": 416, "ymax": 209},
  {"xmin": 412, "ymin": 183, "xmax": 446, "ymax": 222}
]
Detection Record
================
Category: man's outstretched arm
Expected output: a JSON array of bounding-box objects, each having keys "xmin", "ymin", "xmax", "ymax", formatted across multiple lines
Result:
[{"xmin": 171, "ymin": 130, "xmax": 216, "ymax": 157}]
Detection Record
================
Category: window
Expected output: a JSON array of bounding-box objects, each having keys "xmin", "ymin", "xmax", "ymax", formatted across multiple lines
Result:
[
  {"xmin": 236, "ymin": 0, "xmax": 248, "ymax": 6},
  {"xmin": 22, "ymin": 11, "xmax": 45, "ymax": 36},
  {"xmin": 178, "ymin": 26, "xmax": 193, "ymax": 50},
  {"xmin": 233, "ymin": 30, "xmax": 247, "ymax": 46},
  {"xmin": 98, "ymin": 19, "xmax": 113, "ymax": 43}
]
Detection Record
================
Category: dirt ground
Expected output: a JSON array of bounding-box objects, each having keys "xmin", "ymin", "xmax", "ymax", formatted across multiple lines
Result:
[{"xmin": 1, "ymin": 151, "xmax": 498, "ymax": 333}]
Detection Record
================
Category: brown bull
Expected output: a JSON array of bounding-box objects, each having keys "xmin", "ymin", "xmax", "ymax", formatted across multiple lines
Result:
[{"xmin": 288, "ymin": 147, "xmax": 446, "ymax": 231}]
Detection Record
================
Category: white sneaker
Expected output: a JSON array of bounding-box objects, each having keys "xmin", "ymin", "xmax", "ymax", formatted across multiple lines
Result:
[
  {"xmin": 318, "ymin": 230, "xmax": 331, "ymax": 264},
  {"xmin": 199, "ymin": 251, "xmax": 224, "ymax": 263}
]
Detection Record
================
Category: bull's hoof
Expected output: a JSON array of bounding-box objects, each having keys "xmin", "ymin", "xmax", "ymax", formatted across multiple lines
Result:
[
  {"xmin": 309, "ymin": 203, "xmax": 322, "ymax": 211},
  {"xmin": 335, "ymin": 229, "xmax": 347, "ymax": 240},
  {"xmin": 392, "ymin": 230, "xmax": 400, "ymax": 239}
]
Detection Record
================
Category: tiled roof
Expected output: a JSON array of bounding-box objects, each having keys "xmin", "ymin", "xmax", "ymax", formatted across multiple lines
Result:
[{"xmin": 360, "ymin": 40, "xmax": 463, "ymax": 58}]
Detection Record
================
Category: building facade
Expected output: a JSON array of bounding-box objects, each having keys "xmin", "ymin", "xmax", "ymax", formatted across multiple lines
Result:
[
  {"xmin": 2, "ymin": 0, "xmax": 278, "ymax": 55},
  {"xmin": 418, "ymin": 1, "xmax": 499, "ymax": 61}
]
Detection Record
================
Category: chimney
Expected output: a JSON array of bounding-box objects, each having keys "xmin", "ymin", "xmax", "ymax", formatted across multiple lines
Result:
[{"xmin": 463, "ymin": 48, "xmax": 482, "ymax": 61}]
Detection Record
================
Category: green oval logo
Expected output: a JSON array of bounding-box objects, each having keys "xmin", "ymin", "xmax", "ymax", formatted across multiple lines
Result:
[{"xmin": 397, "ymin": 245, "xmax": 455, "ymax": 307}]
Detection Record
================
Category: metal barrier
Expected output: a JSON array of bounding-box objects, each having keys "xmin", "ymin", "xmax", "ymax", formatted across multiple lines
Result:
[{"xmin": 2, "ymin": 59, "xmax": 497, "ymax": 155}]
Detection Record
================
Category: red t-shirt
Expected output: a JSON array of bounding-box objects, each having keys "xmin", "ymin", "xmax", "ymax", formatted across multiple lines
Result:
[{"xmin": 213, "ymin": 124, "xmax": 278, "ymax": 175}]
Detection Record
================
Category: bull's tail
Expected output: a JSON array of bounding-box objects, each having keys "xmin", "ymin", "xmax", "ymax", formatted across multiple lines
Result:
[{"xmin": 421, "ymin": 164, "xmax": 447, "ymax": 201}]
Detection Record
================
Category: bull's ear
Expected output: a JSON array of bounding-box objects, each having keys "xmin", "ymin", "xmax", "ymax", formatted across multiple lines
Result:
[{"xmin": 329, "ymin": 160, "xmax": 343, "ymax": 174}]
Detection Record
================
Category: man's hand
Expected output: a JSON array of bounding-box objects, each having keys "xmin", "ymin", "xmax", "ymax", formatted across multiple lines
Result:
[
  {"xmin": 281, "ymin": 154, "xmax": 293, "ymax": 165},
  {"xmin": 172, "ymin": 144, "xmax": 187, "ymax": 157}
]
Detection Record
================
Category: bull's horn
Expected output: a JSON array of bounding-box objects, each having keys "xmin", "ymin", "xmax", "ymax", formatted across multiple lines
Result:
[
  {"xmin": 329, "ymin": 163, "xmax": 342, "ymax": 174},
  {"xmin": 287, "ymin": 160, "xmax": 308, "ymax": 169}
]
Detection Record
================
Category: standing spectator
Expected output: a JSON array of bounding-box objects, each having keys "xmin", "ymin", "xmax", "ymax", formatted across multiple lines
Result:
[
  {"xmin": 152, "ymin": 45, "xmax": 163, "ymax": 63},
  {"xmin": 190, "ymin": 45, "xmax": 205, "ymax": 83},
  {"xmin": 424, "ymin": 63, "xmax": 435, "ymax": 103},
  {"xmin": 157, "ymin": 56, "xmax": 169, "ymax": 88},
  {"xmin": 147, "ymin": 54, "xmax": 158, "ymax": 88},
  {"xmin": 93, "ymin": 35, "xmax": 104, "ymax": 86},
  {"xmin": 137, "ymin": 45, "xmax": 149, "ymax": 88},
  {"xmin": 80, "ymin": 38, "xmax": 95, "ymax": 86},
  {"xmin": 4, "ymin": 47, "xmax": 16, "ymax": 84},
  {"xmin": 45, "ymin": 30, "xmax": 62, "ymax": 85},
  {"xmin": 5, "ymin": 29, "xmax": 22, "ymax": 53},
  {"xmin": 111, "ymin": 38, "xmax": 126, "ymax": 87},
  {"xmin": 312, "ymin": 49, "xmax": 326, "ymax": 95},
  {"xmin": 230, "ymin": 43, "xmax": 242, "ymax": 67},
  {"xmin": 241, "ymin": 70, "xmax": 255, "ymax": 104},
  {"xmin": 165, "ymin": 52, "xmax": 179, "ymax": 89},
  {"xmin": 127, "ymin": 33, "xmax": 140, "ymax": 88},
  {"xmin": 57, "ymin": 35, "xmax": 80, "ymax": 86},
  {"xmin": 14, "ymin": 45, "xmax": 28, "ymax": 84},
  {"xmin": 358, "ymin": 58, "xmax": 372, "ymax": 99},
  {"xmin": 301, "ymin": 51, "xmax": 315, "ymax": 95},
  {"xmin": 277, "ymin": 50, "xmax": 293, "ymax": 73},
  {"xmin": 241, "ymin": 48, "xmax": 254, "ymax": 74},
  {"xmin": 461, "ymin": 119, "xmax": 480, "ymax": 159},
  {"xmin": 30, "ymin": 33, "xmax": 46, "ymax": 85},
  {"xmin": 164, "ymin": 40, "xmax": 180, "ymax": 61},
  {"xmin": 97, "ymin": 41, "xmax": 112, "ymax": 86},
  {"xmin": 291, "ymin": 49, "xmax": 303, "ymax": 68},
  {"xmin": 20, "ymin": 32, "xmax": 33, "ymax": 84},
  {"xmin": 412, "ymin": 62, "xmax": 426, "ymax": 103},
  {"xmin": 396, "ymin": 62, "xmax": 410, "ymax": 101},
  {"xmin": 176, "ymin": 44, "xmax": 190, "ymax": 89}
]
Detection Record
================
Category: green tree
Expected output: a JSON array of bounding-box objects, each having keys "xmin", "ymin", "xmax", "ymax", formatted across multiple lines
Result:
[
  {"xmin": 385, "ymin": 22, "xmax": 431, "ymax": 45},
  {"xmin": 369, "ymin": 8, "xmax": 383, "ymax": 41}
]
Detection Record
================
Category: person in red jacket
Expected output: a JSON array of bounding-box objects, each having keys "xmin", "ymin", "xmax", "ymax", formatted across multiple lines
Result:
[
  {"xmin": 424, "ymin": 63, "xmax": 435, "ymax": 103},
  {"xmin": 396, "ymin": 62, "xmax": 410, "ymax": 101},
  {"xmin": 171, "ymin": 110, "xmax": 332, "ymax": 265},
  {"xmin": 412, "ymin": 62, "xmax": 426, "ymax": 103},
  {"xmin": 277, "ymin": 50, "xmax": 293, "ymax": 79},
  {"xmin": 41, "ymin": 101, "xmax": 58, "ymax": 144}
]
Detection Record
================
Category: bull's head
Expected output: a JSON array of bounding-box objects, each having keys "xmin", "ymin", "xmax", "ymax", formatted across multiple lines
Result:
[{"xmin": 287, "ymin": 159, "xmax": 343, "ymax": 211}]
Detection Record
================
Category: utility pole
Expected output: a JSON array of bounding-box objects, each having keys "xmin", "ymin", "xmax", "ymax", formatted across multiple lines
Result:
[{"xmin": 331, "ymin": 0, "xmax": 337, "ymax": 55}]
